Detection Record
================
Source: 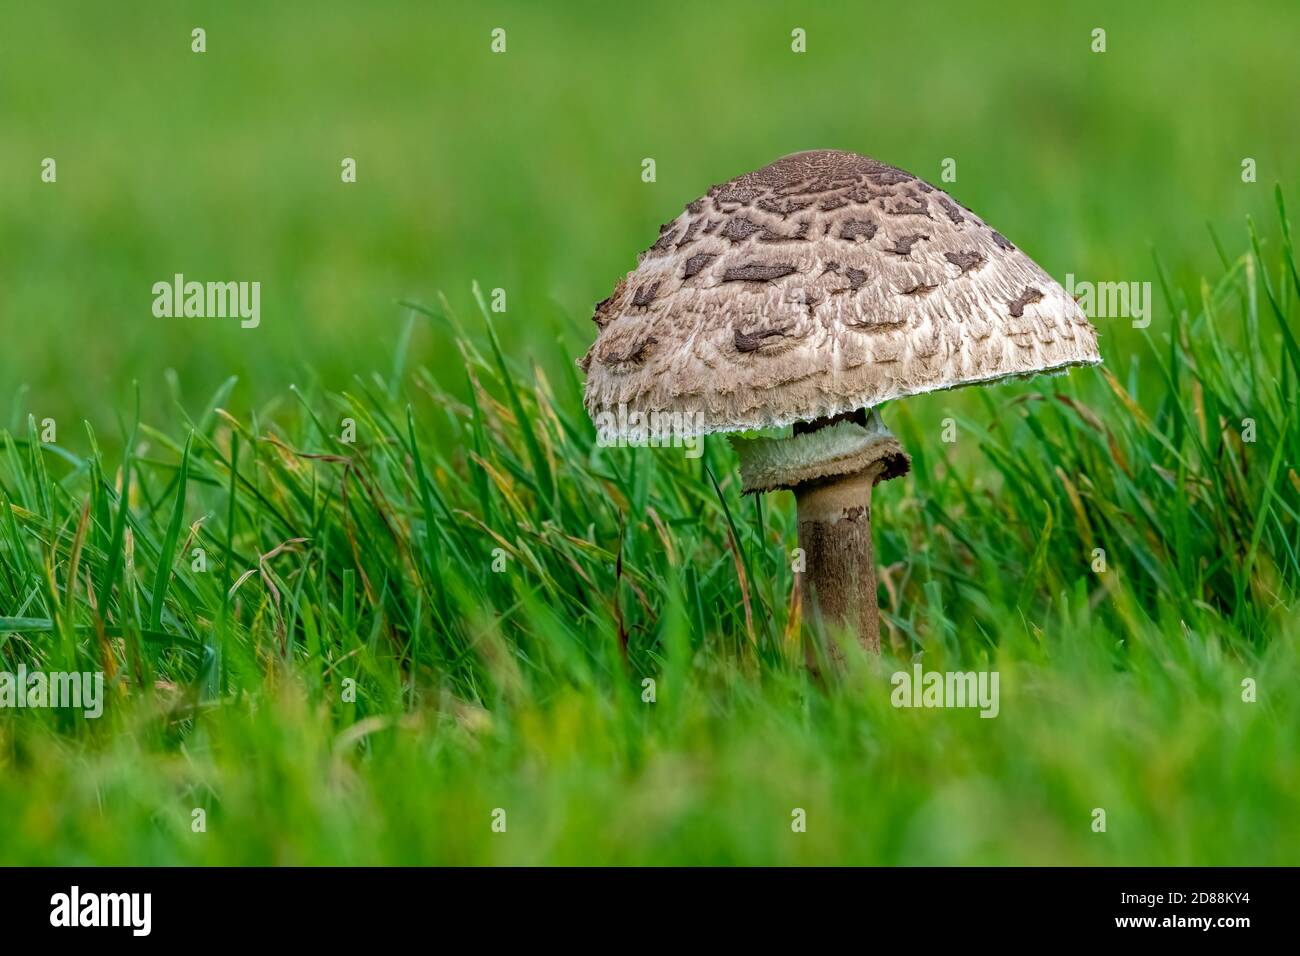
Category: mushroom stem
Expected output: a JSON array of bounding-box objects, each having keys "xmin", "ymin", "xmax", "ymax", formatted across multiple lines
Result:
[
  {"xmin": 795, "ymin": 463, "xmax": 885, "ymax": 660},
  {"xmin": 732, "ymin": 407, "xmax": 909, "ymax": 664}
]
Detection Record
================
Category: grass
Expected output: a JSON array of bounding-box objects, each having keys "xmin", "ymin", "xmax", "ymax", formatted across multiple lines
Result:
[{"xmin": 1, "ymin": 195, "xmax": 1298, "ymax": 865}]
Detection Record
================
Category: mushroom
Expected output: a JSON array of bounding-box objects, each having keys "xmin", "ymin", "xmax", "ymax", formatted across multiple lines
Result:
[{"xmin": 580, "ymin": 149, "xmax": 1101, "ymax": 660}]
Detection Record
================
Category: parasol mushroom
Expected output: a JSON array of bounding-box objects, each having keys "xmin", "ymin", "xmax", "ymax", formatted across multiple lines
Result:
[{"xmin": 580, "ymin": 149, "xmax": 1101, "ymax": 660}]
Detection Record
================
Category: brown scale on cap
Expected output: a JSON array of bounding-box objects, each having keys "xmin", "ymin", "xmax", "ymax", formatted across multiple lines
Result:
[
  {"xmin": 581, "ymin": 149, "xmax": 1101, "ymax": 434},
  {"xmin": 631, "ymin": 282, "xmax": 660, "ymax": 308},
  {"xmin": 682, "ymin": 252, "xmax": 716, "ymax": 279},
  {"xmin": 945, "ymin": 250, "xmax": 986, "ymax": 275},
  {"xmin": 721, "ymin": 217, "xmax": 763, "ymax": 242},
  {"xmin": 886, "ymin": 197, "xmax": 931, "ymax": 218},
  {"xmin": 839, "ymin": 219, "xmax": 878, "ymax": 242},
  {"xmin": 1008, "ymin": 286, "xmax": 1045, "ymax": 317},
  {"xmin": 722, "ymin": 262, "xmax": 798, "ymax": 283},
  {"xmin": 936, "ymin": 197, "xmax": 965, "ymax": 225},
  {"xmin": 843, "ymin": 267, "xmax": 870, "ymax": 292},
  {"xmin": 886, "ymin": 233, "xmax": 930, "ymax": 257},
  {"xmin": 734, "ymin": 325, "xmax": 791, "ymax": 353}
]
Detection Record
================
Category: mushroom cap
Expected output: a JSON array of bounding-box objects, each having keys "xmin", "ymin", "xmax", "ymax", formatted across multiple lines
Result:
[{"xmin": 581, "ymin": 149, "xmax": 1101, "ymax": 437}]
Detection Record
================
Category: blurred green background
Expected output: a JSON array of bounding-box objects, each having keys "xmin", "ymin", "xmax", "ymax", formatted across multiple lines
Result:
[{"xmin": 2, "ymin": 0, "xmax": 1297, "ymax": 429}]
